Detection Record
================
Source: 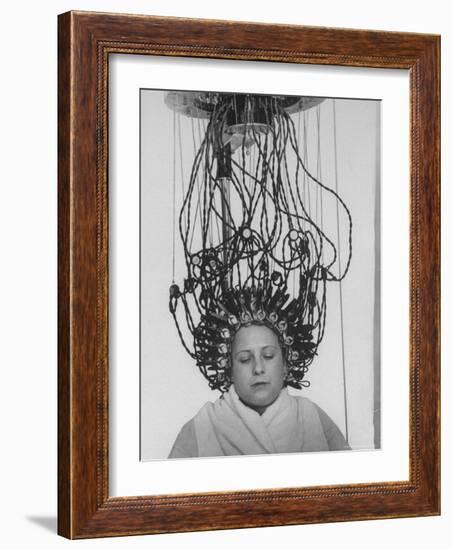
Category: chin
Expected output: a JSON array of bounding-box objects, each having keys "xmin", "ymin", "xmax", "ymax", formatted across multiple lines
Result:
[{"xmin": 249, "ymin": 391, "xmax": 279, "ymax": 408}]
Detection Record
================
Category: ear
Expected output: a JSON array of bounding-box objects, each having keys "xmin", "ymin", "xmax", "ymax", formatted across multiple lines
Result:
[{"xmin": 282, "ymin": 357, "xmax": 288, "ymax": 379}]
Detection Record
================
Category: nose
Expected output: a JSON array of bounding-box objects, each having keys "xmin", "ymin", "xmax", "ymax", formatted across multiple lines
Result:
[{"xmin": 253, "ymin": 356, "xmax": 265, "ymax": 375}]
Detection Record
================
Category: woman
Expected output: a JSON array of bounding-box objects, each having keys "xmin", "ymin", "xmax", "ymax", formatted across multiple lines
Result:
[
  {"xmin": 164, "ymin": 91, "xmax": 354, "ymax": 459},
  {"xmin": 169, "ymin": 321, "xmax": 349, "ymax": 458}
]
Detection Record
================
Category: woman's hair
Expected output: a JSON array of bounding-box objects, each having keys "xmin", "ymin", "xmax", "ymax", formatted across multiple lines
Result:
[{"xmin": 191, "ymin": 285, "xmax": 320, "ymax": 392}]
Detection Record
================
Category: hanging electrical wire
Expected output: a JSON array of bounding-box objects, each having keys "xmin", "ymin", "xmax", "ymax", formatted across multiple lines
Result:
[{"xmin": 166, "ymin": 91, "xmax": 352, "ymax": 392}]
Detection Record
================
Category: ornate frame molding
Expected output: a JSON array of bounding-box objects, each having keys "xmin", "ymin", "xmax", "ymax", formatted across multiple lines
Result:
[{"xmin": 58, "ymin": 11, "xmax": 440, "ymax": 538}]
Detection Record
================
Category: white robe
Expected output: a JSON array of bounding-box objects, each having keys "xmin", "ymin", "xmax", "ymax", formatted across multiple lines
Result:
[{"xmin": 169, "ymin": 387, "xmax": 348, "ymax": 458}]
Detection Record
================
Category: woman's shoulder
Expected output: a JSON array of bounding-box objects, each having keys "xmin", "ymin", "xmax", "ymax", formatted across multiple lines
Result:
[
  {"xmin": 168, "ymin": 416, "xmax": 198, "ymax": 459},
  {"xmin": 292, "ymin": 394, "xmax": 333, "ymax": 420},
  {"xmin": 292, "ymin": 395, "xmax": 351, "ymax": 451},
  {"xmin": 292, "ymin": 394, "xmax": 320, "ymax": 416},
  {"xmin": 168, "ymin": 400, "xmax": 219, "ymax": 459}
]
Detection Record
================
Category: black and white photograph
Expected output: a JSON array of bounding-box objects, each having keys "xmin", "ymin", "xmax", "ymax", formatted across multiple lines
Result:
[
  {"xmin": 1, "ymin": 0, "xmax": 446, "ymax": 546},
  {"xmin": 140, "ymin": 89, "xmax": 381, "ymax": 460}
]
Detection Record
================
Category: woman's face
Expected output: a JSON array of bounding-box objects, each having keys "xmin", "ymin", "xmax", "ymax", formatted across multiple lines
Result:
[{"xmin": 231, "ymin": 324, "xmax": 286, "ymax": 414}]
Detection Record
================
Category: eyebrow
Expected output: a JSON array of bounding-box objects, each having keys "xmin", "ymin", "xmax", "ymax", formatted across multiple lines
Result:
[{"xmin": 234, "ymin": 345, "xmax": 278, "ymax": 354}]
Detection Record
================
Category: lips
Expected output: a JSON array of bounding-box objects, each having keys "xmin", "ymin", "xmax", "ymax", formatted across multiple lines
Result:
[{"xmin": 251, "ymin": 380, "xmax": 269, "ymax": 387}]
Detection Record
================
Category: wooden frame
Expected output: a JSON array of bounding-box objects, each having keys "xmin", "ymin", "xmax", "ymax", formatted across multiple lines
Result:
[{"xmin": 58, "ymin": 10, "xmax": 440, "ymax": 539}]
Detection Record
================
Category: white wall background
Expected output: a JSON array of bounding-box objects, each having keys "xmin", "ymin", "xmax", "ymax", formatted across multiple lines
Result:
[{"xmin": 0, "ymin": 0, "xmax": 449, "ymax": 548}]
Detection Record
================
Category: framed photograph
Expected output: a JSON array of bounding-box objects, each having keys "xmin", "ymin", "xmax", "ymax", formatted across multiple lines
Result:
[
  {"xmin": 140, "ymin": 89, "xmax": 378, "ymax": 461},
  {"xmin": 58, "ymin": 11, "xmax": 440, "ymax": 538}
]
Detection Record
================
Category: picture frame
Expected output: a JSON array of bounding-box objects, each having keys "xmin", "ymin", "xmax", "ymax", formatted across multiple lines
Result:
[{"xmin": 58, "ymin": 10, "xmax": 440, "ymax": 539}]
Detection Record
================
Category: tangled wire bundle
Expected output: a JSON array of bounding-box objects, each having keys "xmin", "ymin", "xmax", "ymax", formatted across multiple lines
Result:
[{"xmin": 167, "ymin": 92, "xmax": 352, "ymax": 392}]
